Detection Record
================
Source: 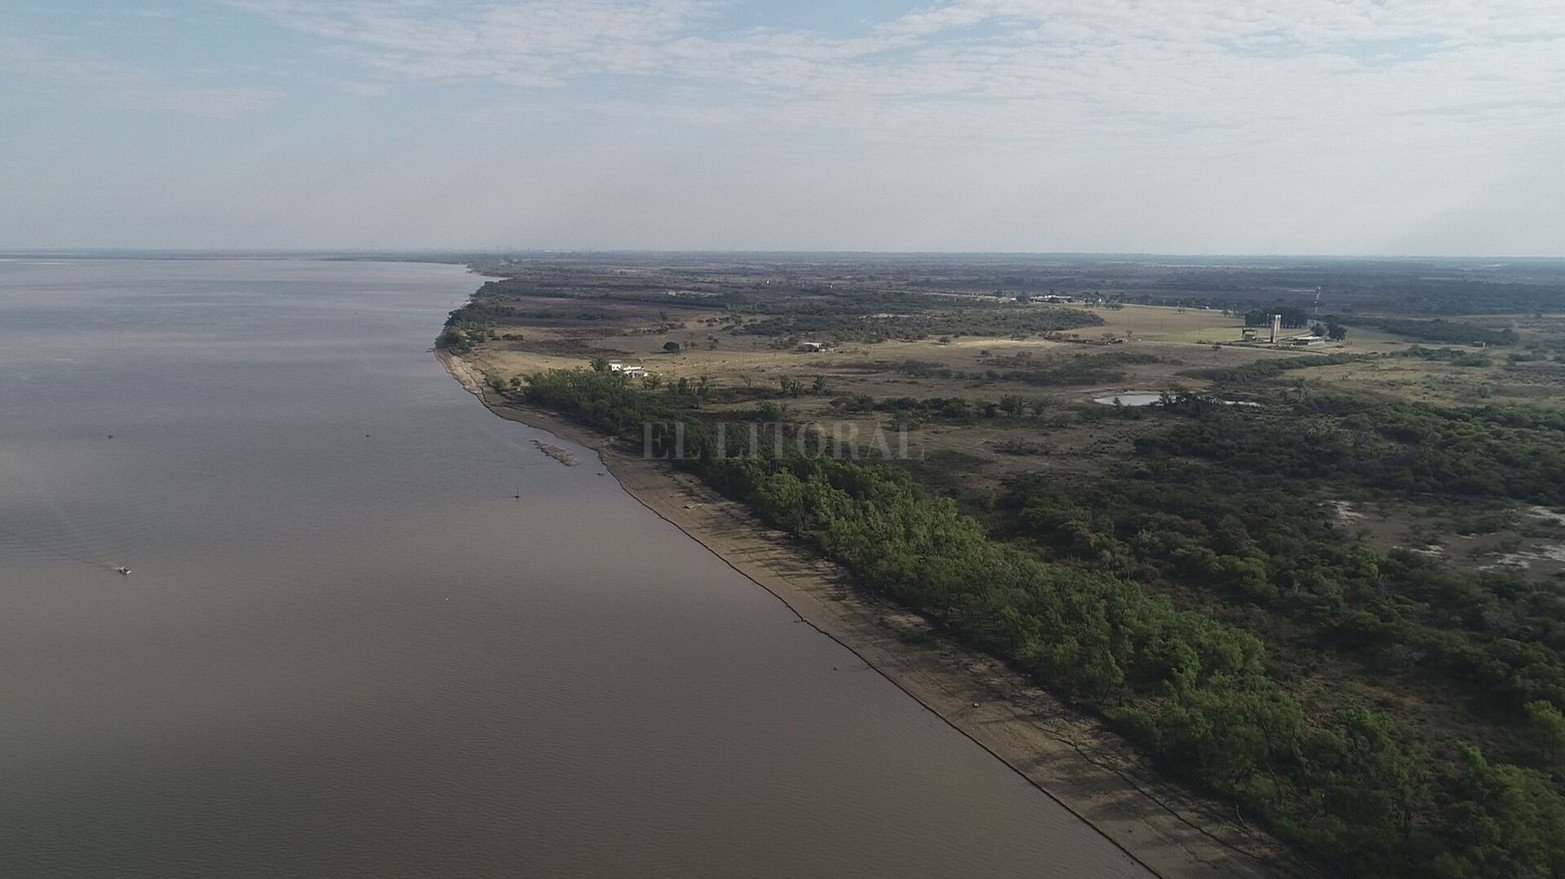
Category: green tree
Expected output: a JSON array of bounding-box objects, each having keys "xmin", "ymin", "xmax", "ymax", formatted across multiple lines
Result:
[
  {"xmin": 1432, "ymin": 746, "xmax": 1565, "ymax": 878},
  {"xmin": 1304, "ymin": 710, "xmax": 1422, "ymax": 862},
  {"xmin": 1525, "ymin": 701, "xmax": 1565, "ymax": 759}
]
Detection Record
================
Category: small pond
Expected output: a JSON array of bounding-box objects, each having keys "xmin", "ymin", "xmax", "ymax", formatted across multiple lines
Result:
[{"xmin": 1093, "ymin": 392, "xmax": 1260, "ymax": 407}]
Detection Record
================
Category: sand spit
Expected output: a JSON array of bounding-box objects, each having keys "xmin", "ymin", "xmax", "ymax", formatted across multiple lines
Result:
[
  {"xmin": 533, "ymin": 440, "xmax": 578, "ymax": 466},
  {"xmin": 438, "ymin": 350, "xmax": 1313, "ymax": 879}
]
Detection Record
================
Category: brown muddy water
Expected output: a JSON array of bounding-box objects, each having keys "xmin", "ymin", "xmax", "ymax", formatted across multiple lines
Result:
[{"xmin": 0, "ymin": 259, "xmax": 1147, "ymax": 878}]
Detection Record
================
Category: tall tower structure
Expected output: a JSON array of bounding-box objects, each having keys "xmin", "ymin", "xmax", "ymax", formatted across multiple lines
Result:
[{"xmin": 1269, "ymin": 314, "xmax": 1282, "ymax": 344}]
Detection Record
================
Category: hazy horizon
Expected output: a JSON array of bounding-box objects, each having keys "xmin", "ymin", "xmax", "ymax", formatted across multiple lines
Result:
[
  {"xmin": 7, "ymin": 248, "xmax": 1565, "ymax": 263},
  {"xmin": 5, "ymin": 1, "xmax": 1562, "ymax": 256}
]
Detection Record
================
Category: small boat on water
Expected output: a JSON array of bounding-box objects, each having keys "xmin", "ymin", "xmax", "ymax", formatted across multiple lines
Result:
[{"xmin": 115, "ymin": 565, "xmax": 131, "ymax": 576}]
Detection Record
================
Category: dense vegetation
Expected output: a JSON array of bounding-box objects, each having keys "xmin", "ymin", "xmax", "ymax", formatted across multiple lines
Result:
[
  {"xmin": 1181, "ymin": 353, "xmax": 1366, "ymax": 385},
  {"xmin": 1143, "ymin": 397, "xmax": 1565, "ymax": 505},
  {"xmin": 436, "ymin": 324, "xmax": 480, "ymax": 354},
  {"xmin": 1374, "ymin": 319, "xmax": 1519, "ymax": 347},
  {"xmin": 999, "ymin": 460, "xmax": 1565, "ymax": 737},
  {"xmin": 514, "ymin": 364, "xmax": 1565, "ymax": 877}
]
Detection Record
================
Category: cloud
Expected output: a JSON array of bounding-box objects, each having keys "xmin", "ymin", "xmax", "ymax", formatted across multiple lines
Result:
[
  {"xmin": 226, "ymin": 0, "xmax": 1565, "ymax": 147},
  {"xmin": 0, "ymin": 34, "xmax": 275, "ymax": 118},
  {"xmin": 324, "ymin": 78, "xmax": 388, "ymax": 96},
  {"xmin": 232, "ymin": 0, "xmax": 721, "ymax": 85},
  {"xmin": 6, "ymin": 1, "xmax": 1560, "ymax": 253}
]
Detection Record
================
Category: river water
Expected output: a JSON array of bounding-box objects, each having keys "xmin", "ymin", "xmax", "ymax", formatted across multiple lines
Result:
[{"xmin": 0, "ymin": 259, "xmax": 1145, "ymax": 877}]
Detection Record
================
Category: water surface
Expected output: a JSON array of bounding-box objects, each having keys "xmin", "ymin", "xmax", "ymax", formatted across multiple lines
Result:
[
  {"xmin": 1093, "ymin": 391, "xmax": 1260, "ymax": 407},
  {"xmin": 0, "ymin": 259, "xmax": 1146, "ymax": 877}
]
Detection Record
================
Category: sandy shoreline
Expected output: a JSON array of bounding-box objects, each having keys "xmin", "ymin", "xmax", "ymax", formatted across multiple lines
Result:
[{"xmin": 439, "ymin": 350, "xmax": 1312, "ymax": 879}]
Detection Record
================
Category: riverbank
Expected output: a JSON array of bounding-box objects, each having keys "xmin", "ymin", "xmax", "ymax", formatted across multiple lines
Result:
[{"xmin": 440, "ymin": 349, "xmax": 1312, "ymax": 879}]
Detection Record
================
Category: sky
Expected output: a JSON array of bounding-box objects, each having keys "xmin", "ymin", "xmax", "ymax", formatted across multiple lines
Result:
[{"xmin": 2, "ymin": 1, "xmax": 1562, "ymax": 255}]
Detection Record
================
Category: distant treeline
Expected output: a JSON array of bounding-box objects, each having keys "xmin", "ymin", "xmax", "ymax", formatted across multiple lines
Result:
[
  {"xmin": 514, "ymin": 364, "xmax": 1565, "ymax": 878},
  {"xmin": 1374, "ymin": 319, "xmax": 1519, "ymax": 347},
  {"xmin": 467, "ymin": 273, "xmax": 1107, "ymax": 342},
  {"xmin": 472, "ymin": 254, "xmax": 1565, "ymax": 317},
  {"xmin": 1243, "ymin": 306, "xmax": 1313, "ymax": 328}
]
